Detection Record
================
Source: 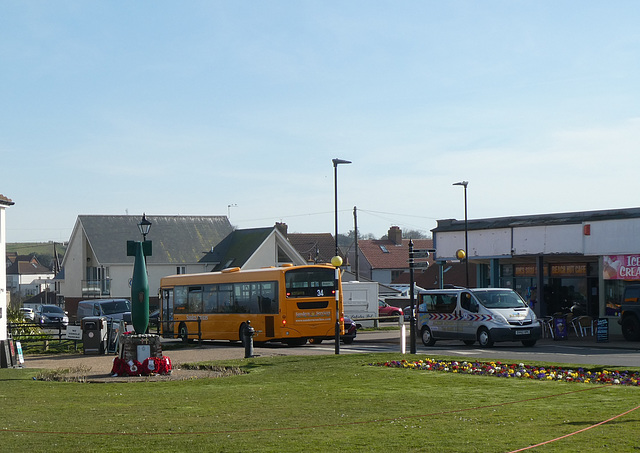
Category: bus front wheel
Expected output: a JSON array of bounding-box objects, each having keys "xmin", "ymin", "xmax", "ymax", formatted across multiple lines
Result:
[{"xmin": 178, "ymin": 323, "xmax": 189, "ymax": 344}]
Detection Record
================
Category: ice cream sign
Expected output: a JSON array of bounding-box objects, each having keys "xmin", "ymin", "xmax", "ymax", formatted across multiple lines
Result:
[{"xmin": 603, "ymin": 255, "xmax": 640, "ymax": 280}]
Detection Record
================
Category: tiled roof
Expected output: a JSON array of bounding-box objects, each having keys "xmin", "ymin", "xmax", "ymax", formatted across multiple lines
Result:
[
  {"xmin": 358, "ymin": 238, "xmax": 434, "ymax": 270},
  {"xmin": 7, "ymin": 260, "xmax": 53, "ymax": 275},
  {"xmin": 287, "ymin": 233, "xmax": 335, "ymax": 263},
  {"xmin": 78, "ymin": 215, "xmax": 233, "ymax": 265},
  {"xmin": 200, "ymin": 227, "xmax": 273, "ymax": 271},
  {"xmin": 0, "ymin": 194, "xmax": 14, "ymax": 206}
]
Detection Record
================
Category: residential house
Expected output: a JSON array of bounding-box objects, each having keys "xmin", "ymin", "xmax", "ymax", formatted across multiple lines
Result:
[
  {"xmin": 277, "ymin": 223, "xmax": 336, "ymax": 264},
  {"xmin": 347, "ymin": 226, "xmax": 434, "ymax": 285},
  {"xmin": 6, "ymin": 256, "xmax": 55, "ymax": 297},
  {"xmin": 199, "ymin": 225, "xmax": 306, "ymax": 271},
  {"xmin": 59, "ymin": 215, "xmax": 234, "ymax": 316}
]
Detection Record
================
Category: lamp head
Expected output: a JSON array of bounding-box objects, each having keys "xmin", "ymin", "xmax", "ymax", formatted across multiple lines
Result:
[
  {"xmin": 331, "ymin": 255, "xmax": 343, "ymax": 267},
  {"xmin": 138, "ymin": 213, "xmax": 152, "ymax": 238},
  {"xmin": 332, "ymin": 158, "xmax": 352, "ymax": 167},
  {"xmin": 453, "ymin": 181, "xmax": 468, "ymax": 188}
]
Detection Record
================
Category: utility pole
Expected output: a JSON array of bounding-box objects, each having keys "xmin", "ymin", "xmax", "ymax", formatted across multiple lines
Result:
[{"xmin": 353, "ymin": 206, "xmax": 359, "ymax": 280}]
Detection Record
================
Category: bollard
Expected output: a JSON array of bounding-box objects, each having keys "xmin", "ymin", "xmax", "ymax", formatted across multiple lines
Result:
[
  {"xmin": 399, "ymin": 316, "xmax": 406, "ymax": 354},
  {"xmin": 243, "ymin": 321, "xmax": 255, "ymax": 358}
]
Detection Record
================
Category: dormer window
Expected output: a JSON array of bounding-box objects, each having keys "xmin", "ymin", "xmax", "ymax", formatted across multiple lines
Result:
[{"xmin": 380, "ymin": 245, "xmax": 389, "ymax": 253}]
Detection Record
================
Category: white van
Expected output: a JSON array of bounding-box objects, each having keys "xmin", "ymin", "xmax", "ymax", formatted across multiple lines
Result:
[
  {"xmin": 416, "ymin": 288, "xmax": 541, "ymax": 347},
  {"xmin": 76, "ymin": 299, "xmax": 132, "ymax": 322}
]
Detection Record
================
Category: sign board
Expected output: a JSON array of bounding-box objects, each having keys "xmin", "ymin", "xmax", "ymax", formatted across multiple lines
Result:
[
  {"xmin": 15, "ymin": 341, "xmax": 24, "ymax": 364},
  {"xmin": 411, "ymin": 250, "xmax": 431, "ymax": 259},
  {"xmin": 596, "ymin": 318, "xmax": 609, "ymax": 343},
  {"xmin": 66, "ymin": 325, "xmax": 83, "ymax": 341},
  {"xmin": 412, "ymin": 262, "xmax": 430, "ymax": 268}
]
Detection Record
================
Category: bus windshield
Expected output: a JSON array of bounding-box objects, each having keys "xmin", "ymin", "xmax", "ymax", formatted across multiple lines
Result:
[
  {"xmin": 285, "ymin": 268, "xmax": 335, "ymax": 298},
  {"xmin": 473, "ymin": 290, "xmax": 528, "ymax": 309}
]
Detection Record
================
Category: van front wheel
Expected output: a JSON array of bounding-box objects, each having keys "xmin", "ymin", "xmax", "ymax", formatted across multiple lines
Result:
[
  {"xmin": 477, "ymin": 328, "xmax": 494, "ymax": 347},
  {"xmin": 421, "ymin": 326, "xmax": 436, "ymax": 346}
]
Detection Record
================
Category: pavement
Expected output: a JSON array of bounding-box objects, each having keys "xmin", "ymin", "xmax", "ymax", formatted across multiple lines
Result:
[{"xmin": 14, "ymin": 329, "xmax": 640, "ymax": 375}]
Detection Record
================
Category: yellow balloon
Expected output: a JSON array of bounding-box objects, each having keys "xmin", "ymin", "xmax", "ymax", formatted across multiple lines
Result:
[
  {"xmin": 331, "ymin": 256, "xmax": 343, "ymax": 267},
  {"xmin": 456, "ymin": 249, "xmax": 466, "ymax": 260}
]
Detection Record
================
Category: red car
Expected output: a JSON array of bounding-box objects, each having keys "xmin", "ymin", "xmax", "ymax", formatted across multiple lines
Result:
[{"xmin": 379, "ymin": 300, "xmax": 403, "ymax": 318}]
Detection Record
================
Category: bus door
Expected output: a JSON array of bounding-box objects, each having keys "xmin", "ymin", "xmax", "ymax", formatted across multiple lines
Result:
[{"xmin": 161, "ymin": 289, "xmax": 174, "ymax": 337}]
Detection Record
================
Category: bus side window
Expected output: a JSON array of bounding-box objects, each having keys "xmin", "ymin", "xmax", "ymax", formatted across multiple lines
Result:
[
  {"xmin": 174, "ymin": 286, "xmax": 188, "ymax": 313},
  {"xmin": 218, "ymin": 284, "xmax": 233, "ymax": 313},
  {"xmin": 203, "ymin": 285, "xmax": 217, "ymax": 313}
]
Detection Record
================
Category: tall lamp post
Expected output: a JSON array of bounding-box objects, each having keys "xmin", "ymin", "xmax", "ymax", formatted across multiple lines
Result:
[
  {"xmin": 453, "ymin": 181, "xmax": 469, "ymax": 287},
  {"xmin": 127, "ymin": 213, "xmax": 152, "ymax": 334},
  {"xmin": 332, "ymin": 158, "xmax": 351, "ymax": 354}
]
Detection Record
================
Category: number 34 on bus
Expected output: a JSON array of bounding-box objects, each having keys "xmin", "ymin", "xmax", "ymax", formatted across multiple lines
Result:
[{"xmin": 158, "ymin": 264, "xmax": 345, "ymax": 346}]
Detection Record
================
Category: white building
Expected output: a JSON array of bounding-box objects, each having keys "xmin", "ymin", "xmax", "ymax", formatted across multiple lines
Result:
[
  {"xmin": 433, "ymin": 207, "xmax": 640, "ymax": 335},
  {"xmin": 0, "ymin": 194, "xmax": 14, "ymax": 343}
]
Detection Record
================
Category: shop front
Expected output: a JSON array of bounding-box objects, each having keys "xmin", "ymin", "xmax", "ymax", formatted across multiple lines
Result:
[
  {"xmin": 602, "ymin": 254, "xmax": 640, "ymax": 317},
  {"xmin": 432, "ymin": 207, "xmax": 640, "ymax": 338},
  {"xmin": 497, "ymin": 261, "xmax": 599, "ymax": 318}
]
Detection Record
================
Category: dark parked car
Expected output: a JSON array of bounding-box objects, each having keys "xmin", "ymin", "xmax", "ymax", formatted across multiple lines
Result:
[
  {"xmin": 342, "ymin": 316, "xmax": 357, "ymax": 344},
  {"xmin": 34, "ymin": 304, "xmax": 69, "ymax": 326},
  {"xmin": 308, "ymin": 316, "xmax": 357, "ymax": 345}
]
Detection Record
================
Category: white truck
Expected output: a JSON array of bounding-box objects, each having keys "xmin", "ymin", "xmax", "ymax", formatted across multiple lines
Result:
[{"xmin": 341, "ymin": 281, "xmax": 379, "ymax": 328}]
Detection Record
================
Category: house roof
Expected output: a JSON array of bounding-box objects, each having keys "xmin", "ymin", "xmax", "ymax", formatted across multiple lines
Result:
[
  {"xmin": 0, "ymin": 194, "xmax": 14, "ymax": 206},
  {"xmin": 78, "ymin": 215, "xmax": 233, "ymax": 265},
  {"xmin": 433, "ymin": 207, "xmax": 640, "ymax": 233},
  {"xmin": 200, "ymin": 227, "xmax": 273, "ymax": 270},
  {"xmin": 7, "ymin": 259, "xmax": 53, "ymax": 275},
  {"xmin": 287, "ymin": 233, "xmax": 335, "ymax": 263},
  {"xmin": 200, "ymin": 226, "xmax": 305, "ymax": 271},
  {"xmin": 358, "ymin": 238, "xmax": 434, "ymax": 270}
]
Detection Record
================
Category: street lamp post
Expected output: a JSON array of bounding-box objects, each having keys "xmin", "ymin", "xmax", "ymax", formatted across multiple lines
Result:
[
  {"xmin": 127, "ymin": 214, "xmax": 153, "ymax": 334},
  {"xmin": 333, "ymin": 158, "xmax": 351, "ymax": 257},
  {"xmin": 453, "ymin": 181, "xmax": 469, "ymax": 287},
  {"xmin": 332, "ymin": 158, "xmax": 351, "ymax": 354}
]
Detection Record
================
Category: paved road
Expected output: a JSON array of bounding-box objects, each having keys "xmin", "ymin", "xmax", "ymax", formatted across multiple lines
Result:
[{"xmin": 21, "ymin": 330, "xmax": 640, "ymax": 372}]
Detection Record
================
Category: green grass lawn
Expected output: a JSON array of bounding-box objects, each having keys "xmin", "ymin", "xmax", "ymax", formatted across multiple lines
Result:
[{"xmin": 1, "ymin": 353, "xmax": 639, "ymax": 452}]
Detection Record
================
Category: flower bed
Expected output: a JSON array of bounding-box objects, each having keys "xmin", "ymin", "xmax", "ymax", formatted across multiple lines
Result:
[
  {"xmin": 370, "ymin": 358, "xmax": 640, "ymax": 386},
  {"xmin": 111, "ymin": 356, "xmax": 172, "ymax": 377}
]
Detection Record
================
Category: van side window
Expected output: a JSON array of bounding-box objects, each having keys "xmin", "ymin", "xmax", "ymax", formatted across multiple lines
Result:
[
  {"xmin": 460, "ymin": 292, "xmax": 479, "ymax": 313},
  {"xmin": 423, "ymin": 294, "xmax": 457, "ymax": 313},
  {"xmin": 93, "ymin": 304, "xmax": 100, "ymax": 316}
]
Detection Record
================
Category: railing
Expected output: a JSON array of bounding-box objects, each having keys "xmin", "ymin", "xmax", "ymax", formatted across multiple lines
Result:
[
  {"xmin": 8, "ymin": 321, "xmax": 80, "ymax": 353},
  {"xmin": 81, "ymin": 279, "xmax": 111, "ymax": 297}
]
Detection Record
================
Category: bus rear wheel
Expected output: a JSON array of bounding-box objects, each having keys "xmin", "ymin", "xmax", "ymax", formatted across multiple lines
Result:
[{"xmin": 178, "ymin": 323, "xmax": 189, "ymax": 344}]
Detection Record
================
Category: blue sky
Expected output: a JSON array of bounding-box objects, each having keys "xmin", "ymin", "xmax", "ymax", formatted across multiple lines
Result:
[{"xmin": 2, "ymin": 1, "xmax": 639, "ymax": 243}]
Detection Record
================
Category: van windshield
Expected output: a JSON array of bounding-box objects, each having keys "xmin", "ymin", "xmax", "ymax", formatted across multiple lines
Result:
[
  {"xmin": 473, "ymin": 290, "xmax": 527, "ymax": 309},
  {"xmin": 101, "ymin": 300, "xmax": 131, "ymax": 315}
]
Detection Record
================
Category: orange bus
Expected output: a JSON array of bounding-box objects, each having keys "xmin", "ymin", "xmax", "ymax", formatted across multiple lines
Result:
[{"xmin": 159, "ymin": 264, "xmax": 344, "ymax": 346}]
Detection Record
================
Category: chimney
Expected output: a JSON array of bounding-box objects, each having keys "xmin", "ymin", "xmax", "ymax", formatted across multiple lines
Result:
[
  {"xmin": 388, "ymin": 226, "xmax": 402, "ymax": 245},
  {"xmin": 275, "ymin": 222, "xmax": 288, "ymax": 237}
]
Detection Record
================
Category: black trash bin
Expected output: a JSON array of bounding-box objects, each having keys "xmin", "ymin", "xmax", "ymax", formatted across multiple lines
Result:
[
  {"xmin": 553, "ymin": 314, "xmax": 568, "ymax": 340},
  {"xmin": 82, "ymin": 316, "xmax": 108, "ymax": 354}
]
